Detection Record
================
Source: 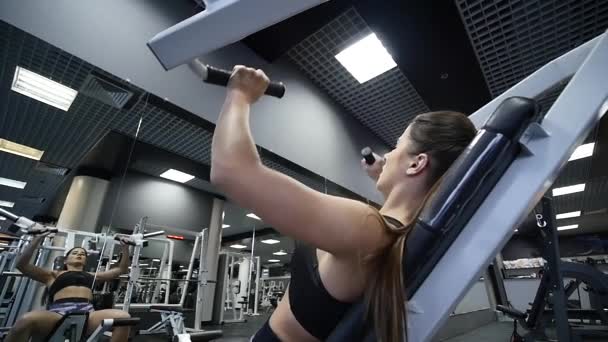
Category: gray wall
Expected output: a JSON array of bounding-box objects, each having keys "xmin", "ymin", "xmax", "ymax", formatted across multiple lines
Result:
[
  {"xmin": 99, "ymin": 171, "xmax": 213, "ymax": 263},
  {"xmin": 0, "ymin": 0, "xmax": 388, "ymax": 203},
  {"xmin": 99, "ymin": 171, "xmax": 213, "ymax": 233}
]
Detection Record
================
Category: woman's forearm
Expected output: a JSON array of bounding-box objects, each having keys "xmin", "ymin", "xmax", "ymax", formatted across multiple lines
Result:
[
  {"xmin": 118, "ymin": 245, "xmax": 130, "ymax": 274},
  {"xmin": 211, "ymin": 91, "xmax": 262, "ymax": 182},
  {"xmin": 16, "ymin": 236, "xmax": 43, "ymax": 269}
]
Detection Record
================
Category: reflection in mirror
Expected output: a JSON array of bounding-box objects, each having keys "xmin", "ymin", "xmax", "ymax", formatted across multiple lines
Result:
[{"xmin": 0, "ymin": 20, "xmax": 152, "ymax": 332}]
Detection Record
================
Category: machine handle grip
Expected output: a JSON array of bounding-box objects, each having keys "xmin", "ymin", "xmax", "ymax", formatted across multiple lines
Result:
[
  {"xmin": 189, "ymin": 59, "xmax": 286, "ymax": 99},
  {"xmin": 361, "ymin": 147, "xmax": 376, "ymax": 165},
  {"xmin": 205, "ymin": 66, "xmax": 286, "ymax": 99},
  {"xmin": 143, "ymin": 231, "xmax": 165, "ymax": 239},
  {"xmin": 0, "ymin": 208, "xmax": 18, "ymax": 222},
  {"xmin": 111, "ymin": 317, "xmax": 140, "ymax": 327}
]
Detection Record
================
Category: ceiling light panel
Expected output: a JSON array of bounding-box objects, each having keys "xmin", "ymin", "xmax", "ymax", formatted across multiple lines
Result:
[
  {"xmin": 11, "ymin": 66, "xmax": 78, "ymax": 111},
  {"xmin": 335, "ymin": 33, "xmax": 397, "ymax": 83}
]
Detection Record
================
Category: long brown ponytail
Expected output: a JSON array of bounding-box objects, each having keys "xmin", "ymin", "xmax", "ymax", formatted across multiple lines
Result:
[{"xmin": 365, "ymin": 111, "xmax": 477, "ymax": 342}]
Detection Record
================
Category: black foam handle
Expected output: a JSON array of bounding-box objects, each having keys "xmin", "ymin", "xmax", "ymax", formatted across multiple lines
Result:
[
  {"xmin": 114, "ymin": 236, "xmax": 136, "ymax": 246},
  {"xmin": 205, "ymin": 66, "xmax": 286, "ymax": 99},
  {"xmin": 28, "ymin": 227, "xmax": 58, "ymax": 235},
  {"xmin": 361, "ymin": 147, "xmax": 376, "ymax": 165},
  {"xmin": 112, "ymin": 317, "xmax": 140, "ymax": 327}
]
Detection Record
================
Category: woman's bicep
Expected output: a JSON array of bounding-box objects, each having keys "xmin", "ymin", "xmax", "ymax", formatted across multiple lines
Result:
[
  {"xmin": 217, "ymin": 165, "xmax": 386, "ymax": 255},
  {"xmin": 20, "ymin": 264, "xmax": 53, "ymax": 284}
]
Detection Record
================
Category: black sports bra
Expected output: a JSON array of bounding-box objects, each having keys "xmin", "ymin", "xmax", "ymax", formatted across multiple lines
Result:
[
  {"xmin": 48, "ymin": 271, "xmax": 95, "ymax": 302},
  {"xmin": 288, "ymin": 214, "xmax": 403, "ymax": 340}
]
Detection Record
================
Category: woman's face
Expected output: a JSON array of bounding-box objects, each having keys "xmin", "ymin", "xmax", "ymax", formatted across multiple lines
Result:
[
  {"xmin": 376, "ymin": 127, "xmax": 413, "ymax": 195},
  {"xmin": 65, "ymin": 248, "xmax": 87, "ymax": 267},
  {"xmin": 376, "ymin": 126, "xmax": 428, "ymax": 197}
]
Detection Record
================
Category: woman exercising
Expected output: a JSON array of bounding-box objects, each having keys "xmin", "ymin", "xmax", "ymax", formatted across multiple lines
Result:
[
  {"xmin": 210, "ymin": 66, "xmax": 477, "ymax": 342},
  {"xmin": 5, "ymin": 233, "xmax": 132, "ymax": 342}
]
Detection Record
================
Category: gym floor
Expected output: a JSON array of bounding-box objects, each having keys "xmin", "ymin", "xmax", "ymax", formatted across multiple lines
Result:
[{"xmin": 131, "ymin": 318, "xmax": 605, "ymax": 341}]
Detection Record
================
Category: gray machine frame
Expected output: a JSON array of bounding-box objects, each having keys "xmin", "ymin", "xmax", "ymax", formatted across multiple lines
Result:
[
  {"xmin": 147, "ymin": 4, "xmax": 608, "ymax": 339},
  {"xmin": 407, "ymin": 31, "xmax": 608, "ymax": 342}
]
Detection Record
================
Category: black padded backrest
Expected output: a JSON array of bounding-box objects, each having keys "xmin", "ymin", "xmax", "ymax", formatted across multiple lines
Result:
[
  {"xmin": 404, "ymin": 97, "xmax": 541, "ymax": 296},
  {"xmin": 327, "ymin": 97, "xmax": 540, "ymax": 342}
]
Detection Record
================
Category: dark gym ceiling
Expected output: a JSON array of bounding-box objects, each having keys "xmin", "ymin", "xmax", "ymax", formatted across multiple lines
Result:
[
  {"xmin": 1, "ymin": 0, "xmax": 608, "ymax": 248},
  {"xmin": 242, "ymin": 0, "xmax": 608, "ymax": 238}
]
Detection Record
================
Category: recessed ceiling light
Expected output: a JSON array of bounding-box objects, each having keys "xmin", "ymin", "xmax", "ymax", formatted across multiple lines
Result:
[
  {"xmin": 152, "ymin": 259, "xmax": 160, "ymax": 262},
  {"xmin": 552, "ymin": 184, "xmax": 585, "ymax": 197},
  {"xmin": 139, "ymin": 263, "xmax": 149, "ymax": 266},
  {"xmin": 230, "ymin": 244, "xmax": 247, "ymax": 249},
  {"xmin": 0, "ymin": 177, "xmax": 27, "ymax": 189},
  {"xmin": 569, "ymin": 143, "xmax": 595, "ymax": 161},
  {"xmin": 273, "ymin": 250, "xmax": 287, "ymax": 256},
  {"xmin": 557, "ymin": 224, "xmax": 579, "ymax": 231},
  {"xmin": 335, "ymin": 33, "xmax": 397, "ymax": 83},
  {"xmin": 11, "ymin": 66, "xmax": 78, "ymax": 111},
  {"xmin": 556, "ymin": 211, "xmax": 581, "ymax": 220},
  {"xmin": 160, "ymin": 169, "xmax": 195, "ymax": 183},
  {"xmin": 268, "ymin": 259, "xmax": 280, "ymax": 263},
  {"xmin": 222, "ymin": 224, "xmax": 230, "ymax": 229},
  {"xmin": 0, "ymin": 138, "xmax": 44, "ymax": 160},
  {"xmin": 0, "ymin": 200, "xmax": 15, "ymax": 208},
  {"xmin": 261, "ymin": 239, "xmax": 280, "ymax": 245},
  {"xmin": 247, "ymin": 213, "xmax": 261, "ymax": 220}
]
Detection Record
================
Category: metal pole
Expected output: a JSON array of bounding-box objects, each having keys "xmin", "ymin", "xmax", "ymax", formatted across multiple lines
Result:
[
  {"xmin": 246, "ymin": 227, "xmax": 255, "ymax": 315},
  {"xmin": 153, "ymin": 240, "xmax": 168, "ymax": 304},
  {"xmin": 122, "ymin": 217, "xmax": 146, "ymax": 312},
  {"xmin": 195, "ymin": 229, "xmax": 209, "ymax": 330},
  {"xmin": 182, "ymin": 235, "xmax": 200, "ymax": 307},
  {"xmin": 253, "ymin": 256, "xmax": 261, "ymax": 315}
]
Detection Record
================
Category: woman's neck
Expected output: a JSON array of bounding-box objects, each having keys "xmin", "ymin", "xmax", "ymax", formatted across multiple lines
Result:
[
  {"xmin": 379, "ymin": 183, "xmax": 426, "ymax": 225},
  {"xmin": 65, "ymin": 265, "xmax": 83, "ymax": 272}
]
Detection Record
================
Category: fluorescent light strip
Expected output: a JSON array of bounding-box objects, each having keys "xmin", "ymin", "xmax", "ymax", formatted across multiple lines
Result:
[
  {"xmin": 230, "ymin": 244, "xmax": 247, "ymax": 249},
  {"xmin": 556, "ymin": 211, "xmax": 581, "ymax": 220},
  {"xmin": 0, "ymin": 201, "xmax": 15, "ymax": 208},
  {"xmin": 552, "ymin": 183, "xmax": 585, "ymax": 197},
  {"xmin": 222, "ymin": 224, "xmax": 230, "ymax": 229},
  {"xmin": 160, "ymin": 169, "xmax": 195, "ymax": 183},
  {"xmin": 268, "ymin": 259, "xmax": 280, "ymax": 263},
  {"xmin": 247, "ymin": 213, "xmax": 261, "ymax": 220},
  {"xmin": 11, "ymin": 66, "xmax": 78, "ymax": 111},
  {"xmin": 0, "ymin": 217, "xmax": 6, "ymax": 221},
  {"xmin": 557, "ymin": 224, "xmax": 579, "ymax": 231},
  {"xmin": 569, "ymin": 143, "xmax": 595, "ymax": 161},
  {"xmin": 0, "ymin": 139, "xmax": 44, "ymax": 160},
  {"xmin": 335, "ymin": 33, "xmax": 397, "ymax": 83},
  {"xmin": 273, "ymin": 250, "xmax": 287, "ymax": 256},
  {"xmin": 261, "ymin": 239, "xmax": 280, "ymax": 245},
  {"xmin": 0, "ymin": 177, "xmax": 27, "ymax": 189}
]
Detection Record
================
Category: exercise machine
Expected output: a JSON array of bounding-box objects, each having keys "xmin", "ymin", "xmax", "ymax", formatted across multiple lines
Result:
[
  {"xmin": 497, "ymin": 197, "xmax": 608, "ymax": 341},
  {"xmin": 148, "ymin": 6, "xmax": 608, "ymax": 340},
  {"xmin": 120, "ymin": 223, "xmax": 222, "ymax": 342},
  {"xmin": 147, "ymin": 0, "xmax": 328, "ymax": 70},
  {"xmin": 0, "ymin": 208, "xmax": 141, "ymax": 342},
  {"xmin": 213, "ymin": 251, "xmax": 260, "ymax": 324},
  {"xmin": 326, "ymin": 31, "xmax": 608, "ymax": 341}
]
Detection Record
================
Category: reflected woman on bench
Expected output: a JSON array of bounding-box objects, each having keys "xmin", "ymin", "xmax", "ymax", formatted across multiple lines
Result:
[{"xmin": 5, "ymin": 232, "xmax": 132, "ymax": 342}]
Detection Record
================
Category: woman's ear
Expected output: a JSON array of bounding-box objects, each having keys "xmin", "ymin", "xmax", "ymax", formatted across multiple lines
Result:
[{"xmin": 406, "ymin": 153, "xmax": 430, "ymax": 175}]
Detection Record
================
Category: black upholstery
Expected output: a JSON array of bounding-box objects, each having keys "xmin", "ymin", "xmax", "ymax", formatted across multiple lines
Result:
[
  {"xmin": 150, "ymin": 305, "xmax": 192, "ymax": 313},
  {"xmin": 188, "ymin": 330, "xmax": 224, "ymax": 341},
  {"xmin": 327, "ymin": 97, "xmax": 541, "ymax": 342},
  {"xmin": 112, "ymin": 317, "xmax": 140, "ymax": 327}
]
